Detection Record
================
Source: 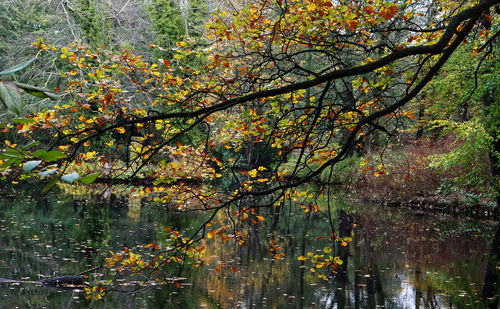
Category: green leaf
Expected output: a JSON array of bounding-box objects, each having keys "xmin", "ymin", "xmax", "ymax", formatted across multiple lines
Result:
[
  {"xmin": 22, "ymin": 141, "xmax": 40, "ymax": 149},
  {"xmin": 60, "ymin": 172, "xmax": 80, "ymax": 184},
  {"xmin": 0, "ymin": 159, "xmax": 13, "ymax": 168},
  {"xmin": 0, "ymin": 81, "xmax": 23, "ymax": 116},
  {"xmin": 0, "ymin": 58, "xmax": 36, "ymax": 75},
  {"xmin": 14, "ymin": 82, "xmax": 60, "ymax": 100},
  {"xmin": 12, "ymin": 118, "xmax": 36, "ymax": 124},
  {"xmin": 80, "ymin": 172, "xmax": 99, "ymax": 184},
  {"xmin": 32, "ymin": 150, "xmax": 65, "ymax": 162},
  {"xmin": 0, "ymin": 148, "xmax": 25, "ymax": 159},
  {"xmin": 22, "ymin": 160, "xmax": 42, "ymax": 172}
]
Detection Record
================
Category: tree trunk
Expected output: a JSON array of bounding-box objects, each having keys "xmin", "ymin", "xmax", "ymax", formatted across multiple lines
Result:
[{"xmin": 39, "ymin": 275, "xmax": 85, "ymax": 287}]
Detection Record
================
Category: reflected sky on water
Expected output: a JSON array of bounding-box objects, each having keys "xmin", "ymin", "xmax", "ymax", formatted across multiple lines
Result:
[{"xmin": 0, "ymin": 184, "xmax": 497, "ymax": 308}]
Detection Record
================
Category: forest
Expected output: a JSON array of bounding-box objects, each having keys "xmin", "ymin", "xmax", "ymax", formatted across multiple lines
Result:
[{"xmin": 0, "ymin": 0, "xmax": 499, "ymax": 307}]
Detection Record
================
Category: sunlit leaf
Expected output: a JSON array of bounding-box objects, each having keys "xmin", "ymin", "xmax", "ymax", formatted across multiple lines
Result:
[
  {"xmin": 61, "ymin": 173, "xmax": 80, "ymax": 184},
  {"xmin": 12, "ymin": 118, "xmax": 36, "ymax": 124},
  {"xmin": 38, "ymin": 169, "xmax": 58, "ymax": 178},
  {"xmin": 21, "ymin": 141, "xmax": 40, "ymax": 149},
  {"xmin": 80, "ymin": 172, "xmax": 99, "ymax": 184},
  {"xmin": 22, "ymin": 160, "xmax": 42, "ymax": 172}
]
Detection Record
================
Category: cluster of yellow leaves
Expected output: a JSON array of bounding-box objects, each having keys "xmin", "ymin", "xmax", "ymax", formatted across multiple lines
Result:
[
  {"xmin": 300, "ymin": 203, "xmax": 319, "ymax": 213},
  {"xmin": 359, "ymin": 158, "xmax": 387, "ymax": 177},
  {"xmin": 298, "ymin": 248, "xmax": 344, "ymax": 281},
  {"xmin": 104, "ymin": 248, "xmax": 146, "ymax": 273}
]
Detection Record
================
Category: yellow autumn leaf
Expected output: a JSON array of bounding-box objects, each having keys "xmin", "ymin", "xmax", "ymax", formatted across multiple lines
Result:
[
  {"xmin": 248, "ymin": 169, "xmax": 258, "ymax": 177},
  {"xmin": 83, "ymin": 151, "xmax": 97, "ymax": 159},
  {"xmin": 115, "ymin": 127, "xmax": 126, "ymax": 134},
  {"xmin": 374, "ymin": 169, "xmax": 386, "ymax": 177}
]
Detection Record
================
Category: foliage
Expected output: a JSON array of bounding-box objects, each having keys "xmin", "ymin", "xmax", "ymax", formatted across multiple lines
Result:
[
  {"xmin": 67, "ymin": 0, "xmax": 113, "ymax": 48},
  {"xmin": 422, "ymin": 29, "xmax": 500, "ymax": 198},
  {"xmin": 0, "ymin": 1, "xmax": 64, "ymax": 67},
  {"xmin": 0, "ymin": 0, "xmax": 499, "ymax": 299},
  {"xmin": 428, "ymin": 119, "xmax": 493, "ymax": 191},
  {"xmin": 147, "ymin": 0, "xmax": 188, "ymax": 50},
  {"xmin": 0, "ymin": 56, "xmax": 60, "ymax": 117}
]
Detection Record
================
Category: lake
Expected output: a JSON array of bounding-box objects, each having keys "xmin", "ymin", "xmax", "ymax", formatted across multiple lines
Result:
[{"xmin": 0, "ymin": 183, "xmax": 498, "ymax": 308}]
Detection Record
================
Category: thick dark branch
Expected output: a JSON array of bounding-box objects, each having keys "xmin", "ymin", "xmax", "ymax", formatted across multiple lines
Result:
[
  {"xmin": 225, "ymin": 0, "xmax": 487, "ymax": 199},
  {"xmin": 99, "ymin": 0, "xmax": 498, "ymax": 129},
  {"xmin": 58, "ymin": 0, "xmax": 499, "ymax": 146}
]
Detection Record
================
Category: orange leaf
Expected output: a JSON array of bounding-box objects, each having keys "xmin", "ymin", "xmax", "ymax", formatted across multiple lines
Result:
[
  {"xmin": 115, "ymin": 127, "xmax": 126, "ymax": 134},
  {"xmin": 346, "ymin": 20, "xmax": 359, "ymax": 32},
  {"xmin": 364, "ymin": 5, "xmax": 374, "ymax": 14}
]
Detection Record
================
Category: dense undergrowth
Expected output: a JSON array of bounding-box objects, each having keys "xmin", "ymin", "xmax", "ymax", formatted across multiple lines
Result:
[
  {"xmin": 359, "ymin": 140, "xmax": 493, "ymax": 207},
  {"xmin": 282, "ymin": 136, "xmax": 495, "ymax": 208}
]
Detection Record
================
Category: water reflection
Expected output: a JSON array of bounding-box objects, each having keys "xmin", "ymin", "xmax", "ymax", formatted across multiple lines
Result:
[
  {"xmin": 185, "ymin": 200, "xmax": 497, "ymax": 308},
  {"xmin": 0, "ymin": 184, "xmax": 498, "ymax": 308}
]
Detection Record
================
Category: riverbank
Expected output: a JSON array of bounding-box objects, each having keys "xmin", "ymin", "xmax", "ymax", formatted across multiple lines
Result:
[{"xmin": 323, "ymin": 138, "xmax": 496, "ymax": 214}]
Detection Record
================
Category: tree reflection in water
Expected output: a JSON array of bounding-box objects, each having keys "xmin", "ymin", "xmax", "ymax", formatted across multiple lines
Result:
[
  {"xmin": 0, "ymin": 185, "xmax": 498, "ymax": 308},
  {"xmin": 191, "ymin": 196, "xmax": 497, "ymax": 308}
]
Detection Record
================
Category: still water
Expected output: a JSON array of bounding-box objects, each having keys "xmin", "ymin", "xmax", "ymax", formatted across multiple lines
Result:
[{"xmin": 0, "ymin": 183, "xmax": 497, "ymax": 308}]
